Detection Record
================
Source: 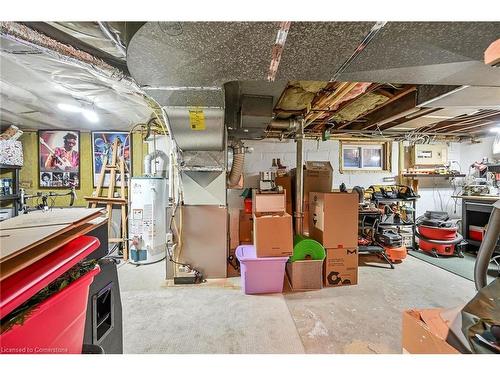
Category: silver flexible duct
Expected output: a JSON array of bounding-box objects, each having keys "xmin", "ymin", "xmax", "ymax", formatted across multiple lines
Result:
[
  {"xmin": 474, "ymin": 200, "xmax": 500, "ymax": 290},
  {"xmin": 228, "ymin": 149, "xmax": 245, "ymax": 187},
  {"xmin": 144, "ymin": 150, "xmax": 169, "ymax": 177}
]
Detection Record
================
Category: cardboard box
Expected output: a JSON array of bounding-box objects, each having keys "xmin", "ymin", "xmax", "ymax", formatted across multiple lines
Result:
[
  {"xmin": 253, "ymin": 212, "xmax": 293, "ymax": 257},
  {"xmin": 253, "ymin": 192, "xmax": 286, "ymax": 213},
  {"xmin": 303, "ymin": 161, "xmax": 333, "ymax": 194},
  {"xmin": 324, "ymin": 247, "xmax": 358, "ymax": 287},
  {"xmin": 275, "ymin": 175, "xmax": 293, "ymax": 215},
  {"xmin": 291, "ymin": 161, "xmax": 333, "ymax": 235},
  {"xmin": 402, "ymin": 309, "xmax": 459, "ymax": 354},
  {"xmin": 274, "ymin": 175, "xmax": 292, "ymax": 203},
  {"xmin": 309, "ymin": 192, "xmax": 359, "ymax": 248},
  {"xmin": 286, "ymin": 260, "xmax": 323, "ymax": 291},
  {"xmin": 239, "ymin": 210, "xmax": 253, "ymax": 244}
]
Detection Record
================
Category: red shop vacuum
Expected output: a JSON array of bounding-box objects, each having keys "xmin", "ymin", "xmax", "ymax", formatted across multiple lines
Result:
[{"xmin": 415, "ymin": 211, "xmax": 466, "ymax": 258}]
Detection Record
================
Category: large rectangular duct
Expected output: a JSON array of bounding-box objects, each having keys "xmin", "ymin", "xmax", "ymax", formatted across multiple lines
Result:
[{"xmin": 164, "ymin": 106, "xmax": 225, "ymax": 151}]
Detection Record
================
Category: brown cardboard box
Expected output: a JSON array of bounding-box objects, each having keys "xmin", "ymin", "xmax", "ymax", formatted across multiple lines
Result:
[
  {"xmin": 286, "ymin": 260, "xmax": 323, "ymax": 291},
  {"xmin": 274, "ymin": 175, "xmax": 292, "ymax": 203},
  {"xmin": 309, "ymin": 192, "xmax": 359, "ymax": 248},
  {"xmin": 239, "ymin": 210, "xmax": 253, "ymax": 244},
  {"xmin": 302, "ymin": 161, "xmax": 333, "ymax": 194},
  {"xmin": 323, "ymin": 247, "xmax": 358, "ymax": 287},
  {"xmin": 275, "ymin": 175, "xmax": 293, "ymax": 215},
  {"xmin": 253, "ymin": 192, "xmax": 286, "ymax": 213},
  {"xmin": 291, "ymin": 161, "xmax": 333, "ymax": 235},
  {"xmin": 229, "ymin": 210, "xmax": 240, "ymax": 250},
  {"xmin": 402, "ymin": 309, "xmax": 459, "ymax": 354},
  {"xmin": 253, "ymin": 212, "xmax": 293, "ymax": 257}
]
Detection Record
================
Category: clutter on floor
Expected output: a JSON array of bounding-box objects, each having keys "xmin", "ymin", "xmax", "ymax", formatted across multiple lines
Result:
[{"xmin": 1, "ymin": 20, "xmax": 499, "ymax": 357}]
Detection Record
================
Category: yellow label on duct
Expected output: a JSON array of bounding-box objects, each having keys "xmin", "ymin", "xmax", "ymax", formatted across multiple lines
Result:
[{"xmin": 188, "ymin": 108, "xmax": 206, "ymax": 131}]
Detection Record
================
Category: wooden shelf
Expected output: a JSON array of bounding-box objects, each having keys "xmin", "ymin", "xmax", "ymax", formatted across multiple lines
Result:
[
  {"xmin": 84, "ymin": 196, "xmax": 127, "ymax": 204},
  {"xmin": 403, "ymin": 173, "xmax": 465, "ymax": 178},
  {"xmin": 0, "ymin": 164, "xmax": 22, "ymax": 170},
  {"xmin": 0, "ymin": 194, "xmax": 19, "ymax": 202},
  {"xmin": 452, "ymin": 195, "xmax": 499, "ymax": 202}
]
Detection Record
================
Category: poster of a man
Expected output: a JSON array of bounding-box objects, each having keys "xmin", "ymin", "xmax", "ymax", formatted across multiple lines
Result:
[
  {"xmin": 39, "ymin": 130, "xmax": 80, "ymax": 188},
  {"xmin": 92, "ymin": 131, "xmax": 131, "ymax": 187}
]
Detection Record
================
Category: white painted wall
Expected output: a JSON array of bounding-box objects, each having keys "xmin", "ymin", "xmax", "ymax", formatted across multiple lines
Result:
[
  {"xmin": 228, "ymin": 136, "xmax": 497, "ymax": 218},
  {"xmin": 415, "ymin": 136, "xmax": 496, "ymax": 219},
  {"xmin": 228, "ymin": 138, "xmax": 399, "ymax": 211}
]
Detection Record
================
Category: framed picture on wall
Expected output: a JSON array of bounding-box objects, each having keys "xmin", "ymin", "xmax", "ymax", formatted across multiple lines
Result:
[
  {"xmin": 92, "ymin": 131, "xmax": 132, "ymax": 187},
  {"xmin": 38, "ymin": 130, "xmax": 80, "ymax": 188}
]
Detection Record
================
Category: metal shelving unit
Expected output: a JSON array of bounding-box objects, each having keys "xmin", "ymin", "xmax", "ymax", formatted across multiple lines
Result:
[
  {"xmin": 372, "ymin": 197, "xmax": 419, "ymax": 250},
  {"xmin": 0, "ymin": 163, "xmax": 21, "ymax": 218}
]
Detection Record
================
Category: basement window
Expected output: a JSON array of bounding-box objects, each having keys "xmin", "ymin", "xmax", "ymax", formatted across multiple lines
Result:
[{"xmin": 340, "ymin": 141, "xmax": 391, "ymax": 172}]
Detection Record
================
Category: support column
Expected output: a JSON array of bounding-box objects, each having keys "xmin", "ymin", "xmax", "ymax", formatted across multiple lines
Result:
[{"xmin": 294, "ymin": 117, "xmax": 305, "ymax": 235}]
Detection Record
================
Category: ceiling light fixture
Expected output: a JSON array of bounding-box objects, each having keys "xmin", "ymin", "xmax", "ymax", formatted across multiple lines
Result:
[
  {"xmin": 57, "ymin": 102, "xmax": 99, "ymax": 123},
  {"xmin": 82, "ymin": 109, "xmax": 99, "ymax": 123},
  {"xmin": 57, "ymin": 103, "xmax": 81, "ymax": 113},
  {"xmin": 489, "ymin": 127, "xmax": 500, "ymax": 133}
]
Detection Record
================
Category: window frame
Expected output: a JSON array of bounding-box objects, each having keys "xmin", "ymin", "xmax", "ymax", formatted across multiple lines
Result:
[{"xmin": 339, "ymin": 140, "xmax": 391, "ymax": 173}]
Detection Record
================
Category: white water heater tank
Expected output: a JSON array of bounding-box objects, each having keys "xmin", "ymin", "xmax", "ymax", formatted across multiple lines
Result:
[{"xmin": 128, "ymin": 177, "xmax": 169, "ymax": 264}]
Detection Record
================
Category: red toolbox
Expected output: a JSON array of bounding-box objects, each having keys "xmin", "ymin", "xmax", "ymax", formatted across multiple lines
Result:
[
  {"xmin": 0, "ymin": 236, "xmax": 100, "ymax": 354},
  {"xmin": 468, "ymin": 225, "xmax": 485, "ymax": 242}
]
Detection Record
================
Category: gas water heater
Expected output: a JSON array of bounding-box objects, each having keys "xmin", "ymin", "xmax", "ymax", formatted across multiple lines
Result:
[{"xmin": 128, "ymin": 177, "xmax": 169, "ymax": 264}]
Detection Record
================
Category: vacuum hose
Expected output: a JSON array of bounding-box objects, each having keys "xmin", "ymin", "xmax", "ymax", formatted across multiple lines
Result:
[
  {"xmin": 474, "ymin": 200, "xmax": 500, "ymax": 290},
  {"xmin": 228, "ymin": 149, "xmax": 245, "ymax": 187}
]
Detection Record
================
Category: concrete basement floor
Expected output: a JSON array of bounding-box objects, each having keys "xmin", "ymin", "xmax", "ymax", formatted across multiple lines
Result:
[{"xmin": 117, "ymin": 255, "xmax": 477, "ymax": 354}]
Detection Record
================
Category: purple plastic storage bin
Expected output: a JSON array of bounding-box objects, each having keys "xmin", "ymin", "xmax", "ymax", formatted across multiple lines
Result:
[{"xmin": 235, "ymin": 244, "xmax": 289, "ymax": 294}]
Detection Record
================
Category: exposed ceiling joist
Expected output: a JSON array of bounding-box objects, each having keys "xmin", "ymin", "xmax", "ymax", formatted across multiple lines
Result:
[{"xmin": 336, "ymin": 85, "xmax": 416, "ymax": 130}]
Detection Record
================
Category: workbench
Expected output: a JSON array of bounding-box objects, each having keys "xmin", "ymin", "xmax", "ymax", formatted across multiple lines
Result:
[{"xmin": 452, "ymin": 195, "xmax": 500, "ymax": 252}]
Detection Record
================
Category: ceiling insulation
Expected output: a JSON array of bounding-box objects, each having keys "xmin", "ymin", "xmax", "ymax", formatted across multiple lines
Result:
[
  {"xmin": 0, "ymin": 23, "xmax": 152, "ymax": 130},
  {"xmin": 274, "ymin": 81, "xmax": 327, "ymax": 113},
  {"xmin": 46, "ymin": 22, "xmax": 127, "ymax": 59},
  {"xmin": 329, "ymin": 92, "xmax": 390, "ymax": 123}
]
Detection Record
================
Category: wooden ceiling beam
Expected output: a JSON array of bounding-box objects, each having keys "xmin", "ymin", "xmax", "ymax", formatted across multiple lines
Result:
[
  {"xmin": 378, "ymin": 107, "xmax": 442, "ymax": 131},
  {"xmin": 446, "ymin": 121, "xmax": 495, "ymax": 133},
  {"xmin": 425, "ymin": 111, "xmax": 500, "ymax": 132},
  {"xmin": 336, "ymin": 85, "xmax": 416, "ymax": 130},
  {"xmin": 316, "ymin": 83, "xmax": 384, "ymax": 129},
  {"xmin": 347, "ymin": 90, "xmax": 417, "ymax": 131}
]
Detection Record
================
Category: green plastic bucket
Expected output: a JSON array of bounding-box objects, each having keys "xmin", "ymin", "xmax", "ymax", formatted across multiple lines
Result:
[{"xmin": 290, "ymin": 235, "xmax": 326, "ymax": 262}]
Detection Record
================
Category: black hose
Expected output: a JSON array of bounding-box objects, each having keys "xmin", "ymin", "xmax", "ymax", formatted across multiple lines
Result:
[{"xmin": 474, "ymin": 201, "xmax": 500, "ymax": 290}]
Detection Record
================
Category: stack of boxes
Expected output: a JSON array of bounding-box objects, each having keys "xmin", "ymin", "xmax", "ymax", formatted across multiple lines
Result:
[
  {"xmin": 239, "ymin": 210, "xmax": 253, "ymax": 245},
  {"xmin": 252, "ymin": 192, "xmax": 293, "ymax": 257},
  {"xmin": 309, "ymin": 192, "xmax": 359, "ymax": 287},
  {"xmin": 274, "ymin": 174, "xmax": 293, "ymax": 215},
  {"xmin": 292, "ymin": 162, "xmax": 333, "ymax": 235}
]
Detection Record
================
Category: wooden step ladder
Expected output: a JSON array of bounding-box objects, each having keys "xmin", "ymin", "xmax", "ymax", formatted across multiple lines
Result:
[{"xmin": 84, "ymin": 138, "xmax": 129, "ymax": 260}]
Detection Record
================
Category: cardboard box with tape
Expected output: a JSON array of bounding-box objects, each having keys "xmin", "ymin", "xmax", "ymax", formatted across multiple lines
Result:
[
  {"xmin": 309, "ymin": 191, "xmax": 359, "ymax": 249},
  {"xmin": 402, "ymin": 309, "xmax": 460, "ymax": 354},
  {"xmin": 253, "ymin": 212, "xmax": 293, "ymax": 257},
  {"xmin": 239, "ymin": 210, "xmax": 253, "ymax": 244},
  {"xmin": 286, "ymin": 259, "xmax": 323, "ymax": 291},
  {"xmin": 323, "ymin": 247, "xmax": 358, "ymax": 287},
  {"xmin": 291, "ymin": 161, "xmax": 333, "ymax": 235},
  {"xmin": 275, "ymin": 175, "xmax": 293, "ymax": 215},
  {"xmin": 253, "ymin": 192, "xmax": 286, "ymax": 214}
]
